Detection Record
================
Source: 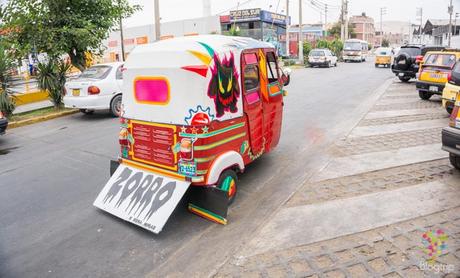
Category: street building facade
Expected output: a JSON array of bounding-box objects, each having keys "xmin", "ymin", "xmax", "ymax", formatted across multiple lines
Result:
[
  {"xmin": 349, "ymin": 13, "xmax": 375, "ymax": 44},
  {"xmin": 102, "ymin": 16, "xmax": 221, "ymax": 62},
  {"xmin": 219, "ymin": 8, "xmax": 290, "ymax": 56}
]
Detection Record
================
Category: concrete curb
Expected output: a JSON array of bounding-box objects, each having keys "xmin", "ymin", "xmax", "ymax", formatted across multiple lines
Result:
[
  {"xmin": 14, "ymin": 90, "xmax": 48, "ymax": 105},
  {"xmin": 9, "ymin": 109, "xmax": 79, "ymax": 129}
]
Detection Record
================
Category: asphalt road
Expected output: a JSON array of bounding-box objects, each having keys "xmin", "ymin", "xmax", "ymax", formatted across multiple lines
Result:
[{"xmin": 0, "ymin": 60, "xmax": 393, "ymax": 278}]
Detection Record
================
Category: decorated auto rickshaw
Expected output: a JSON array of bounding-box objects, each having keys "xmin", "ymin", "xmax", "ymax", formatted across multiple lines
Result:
[
  {"xmin": 375, "ymin": 47, "xmax": 393, "ymax": 68},
  {"xmin": 94, "ymin": 35, "xmax": 288, "ymax": 233}
]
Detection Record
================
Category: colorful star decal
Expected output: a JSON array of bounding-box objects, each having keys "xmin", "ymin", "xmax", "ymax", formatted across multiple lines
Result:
[
  {"xmin": 191, "ymin": 126, "xmax": 198, "ymax": 134},
  {"xmin": 180, "ymin": 126, "xmax": 187, "ymax": 133},
  {"xmin": 202, "ymin": 126, "xmax": 209, "ymax": 133}
]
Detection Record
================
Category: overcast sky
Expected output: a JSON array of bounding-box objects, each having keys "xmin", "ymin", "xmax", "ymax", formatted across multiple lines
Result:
[{"xmin": 124, "ymin": 0, "xmax": 458, "ymax": 27}]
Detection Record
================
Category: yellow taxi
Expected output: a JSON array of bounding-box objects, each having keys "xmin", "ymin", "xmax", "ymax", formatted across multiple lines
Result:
[
  {"xmin": 374, "ymin": 47, "xmax": 392, "ymax": 68},
  {"xmin": 416, "ymin": 49, "xmax": 460, "ymax": 100},
  {"xmin": 442, "ymin": 61, "xmax": 460, "ymax": 114}
]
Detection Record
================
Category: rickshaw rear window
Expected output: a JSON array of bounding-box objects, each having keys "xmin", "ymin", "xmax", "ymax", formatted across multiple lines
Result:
[
  {"xmin": 244, "ymin": 65, "xmax": 260, "ymax": 91},
  {"xmin": 424, "ymin": 54, "xmax": 456, "ymax": 67},
  {"xmin": 134, "ymin": 77, "xmax": 170, "ymax": 105}
]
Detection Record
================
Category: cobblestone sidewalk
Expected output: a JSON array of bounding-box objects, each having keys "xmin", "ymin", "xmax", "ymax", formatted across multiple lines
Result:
[
  {"xmin": 217, "ymin": 207, "xmax": 460, "ymax": 278},
  {"xmin": 215, "ymin": 80, "xmax": 460, "ymax": 278}
]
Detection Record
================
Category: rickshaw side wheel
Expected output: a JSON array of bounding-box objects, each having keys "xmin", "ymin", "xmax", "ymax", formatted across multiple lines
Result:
[{"xmin": 217, "ymin": 169, "xmax": 238, "ymax": 205}]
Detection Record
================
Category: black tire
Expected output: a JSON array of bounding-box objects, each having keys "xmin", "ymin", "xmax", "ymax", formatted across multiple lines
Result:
[
  {"xmin": 449, "ymin": 153, "xmax": 460, "ymax": 170},
  {"xmin": 395, "ymin": 53, "xmax": 411, "ymax": 71},
  {"xmin": 327, "ymin": 61, "xmax": 331, "ymax": 68},
  {"xmin": 80, "ymin": 109, "xmax": 94, "ymax": 115},
  {"xmin": 375, "ymin": 64, "xmax": 378, "ymax": 68},
  {"xmin": 110, "ymin": 94, "xmax": 122, "ymax": 117},
  {"xmin": 335, "ymin": 62, "xmax": 337, "ymax": 67},
  {"xmin": 446, "ymin": 105, "xmax": 453, "ymax": 115},
  {"xmin": 419, "ymin": 91, "xmax": 432, "ymax": 100},
  {"xmin": 217, "ymin": 169, "xmax": 238, "ymax": 205},
  {"xmin": 284, "ymin": 75, "xmax": 290, "ymax": 86},
  {"xmin": 398, "ymin": 76, "xmax": 411, "ymax": 82}
]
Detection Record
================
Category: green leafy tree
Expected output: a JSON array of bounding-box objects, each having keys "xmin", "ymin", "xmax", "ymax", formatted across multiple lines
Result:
[
  {"xmin": 381, "ymin": 38, "xmax": 390, "ymax": 47},
  {"xmin": 327, "ymin": 22, "xmax": 355, "ymax": 39},
  {"xmin": 2, "ymin": 0, "xmax": 139, "ymax": 71},
  {"xmin": 316, "ymin": 39, "xmax": 330, "ymax": 49},
  {"xmin": 330, "ymin": 39, "xmax": 344, "ymax": 57},
  {"xmin": 303, "ymin": 41, "xmax": 312, "ymax": 56},
  {"xmin": 0, "ymin": 41, "xmax": 16, "ymax": 117},
  {"xmin": 228, "ymin": 25, "xmax": 241, "ymax": 36},
  {"xmin": 37, "ymin": 60, "xmax": 71, "ymax": 108}
]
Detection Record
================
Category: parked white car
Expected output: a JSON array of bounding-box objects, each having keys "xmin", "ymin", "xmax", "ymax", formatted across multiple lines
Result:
[
  {"xmin": 308, "ymin": 49, "xmax": 338, "ymax": 68},
  {"xmin": 64, "ymin": 62, "xmax": 124, "ymax": 116}
]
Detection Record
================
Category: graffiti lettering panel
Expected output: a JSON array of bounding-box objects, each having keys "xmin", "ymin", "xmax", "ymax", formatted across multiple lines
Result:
[{"xmin": 93, "ymin": 164, "xmax": 190, "ymax": 234}]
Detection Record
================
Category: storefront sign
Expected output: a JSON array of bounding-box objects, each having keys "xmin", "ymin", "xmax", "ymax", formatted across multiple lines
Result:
[
  {"xmin": 108, "ymin": 40, "xmax": 118, "ymax": 47},
  {"xmin": 261, "ymin": 11, "xmax": 289, "ymax": 25},
  {"xmin": 230, "ymin": 8, "xmax": 261, "ymax": 22}
]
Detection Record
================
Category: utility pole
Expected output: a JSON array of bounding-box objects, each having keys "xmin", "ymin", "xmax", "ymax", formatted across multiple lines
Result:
[
  {"xmin": 380, "ymin": 7, "xmax": 387, "ymax": 46},
  {"xmin": 286, "ymin": 0, "xmax": 290, "ymax": 57},
  {"xmin": 118, "ymin": 0, "xmax": 125, "ymax": 61},
  {"xmin": 455, "ymin": 13, "xmax": 459, "ymax": 37},
  {"xmin": 340, "ymin": 0, "xmax": 345, "ymax": 41},
  {"xmin": 324, "ymin": 4, "xmax": 328, "ymax": 37},
  {"xmin": 298, "ymin": 0, "xmax": 303, "ymax": 63},
  {"xmin": 416, "ymin": 7, "xmax": 423, "ymax": 43},
  {"xmin": 344, "ymin": 0, "xmax": 349, "ymax": 40},
  {"xmin": 154, "ymin": 0, "xmax": 161, "ymax": 41},
  {"xmin": 448, "ymin": 0, "xmax": 453, "ymax": 47}
]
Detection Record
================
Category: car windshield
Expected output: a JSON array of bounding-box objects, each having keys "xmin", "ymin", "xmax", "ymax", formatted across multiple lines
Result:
[
  {"xmin": 398, "ymin": 47, "xmax": 421, "ymax": 57},
  {"xmin": 344, "ymin": 42, "xmax": 362, "ymax": 51},
  {"xmin": 424, "ymin": 54, "xmax": 456, "ymax": 67},
  {"xmin": 310, "ymin": 50, "xmax": 325, "ymax": 56},
  {"xmin": 79, "ymin": 65, "xmax": 112, "ymax": 79}
]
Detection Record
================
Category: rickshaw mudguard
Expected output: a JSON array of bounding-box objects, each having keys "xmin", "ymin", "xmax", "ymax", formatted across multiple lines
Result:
[
  {"xmin": 94, "ymin": 163, "xmax": 191, "ymax": 234},
  {"xmin": 188, "ymin": 186, "xmax": 229, "ymax": 225}
]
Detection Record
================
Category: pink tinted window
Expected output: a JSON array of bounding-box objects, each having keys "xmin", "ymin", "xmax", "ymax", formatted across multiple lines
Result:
[
  {"xmin": 244, "ymin": 53, "xmax": 258, "ymax": 64},
  {"xmin": 134, "ymin": 77, "xmax": 170, "ymax": 104}
]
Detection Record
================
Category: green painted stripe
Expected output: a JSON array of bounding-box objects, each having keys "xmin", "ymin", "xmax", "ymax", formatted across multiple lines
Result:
[
  {"xmin": 189, "ymin": 203, "xmax": 226, "ymax": 222},
  {"xmin": 194, "ymin": 156, "xmax": 215, "ymax": 163},
  {"xmin": 194, "ymin": 133, "xmax": 246, "ymax": 151},
  {"xmin": 196, "ymin": 170, "xmax": 208, "ymax": 175},
  {"xmin": 179, "ymin": 122, "xmax": 245, "ymax": 138}
]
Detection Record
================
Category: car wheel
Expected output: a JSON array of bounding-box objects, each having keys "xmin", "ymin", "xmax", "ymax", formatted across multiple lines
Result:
[
  {"xmin": 449, "ymin": 153, "xmax": 460, "ymax": 170},
  {"xmin": 327, "ymin": 61, "xmax": 331, "ymax": 68},
  {"xmin": 398, "ymin": 76, "xmax": 411, "ymax": 82},
  {"xmin": 419, "ymin": 91, "xmax": 432, "ymax": 100},
  {"xmin": 446, "ymin": 105, "xmax": 453, "ymax": 115},
  {"xmin": 80, "ymin": 109, "xmax": 94, "ymax": 115},
  {"xmin": 375, "ymin": 64, "xmax": 378, "ymax": 68},
  {"xmin": 110, "ymin": 94, "xmax": 122, "ymax": 117},
  {"xmin": 217, "ymin": 169, "xmax": 238, "ymax": 205},
  {"xmin": 335, "ymin": 62, "xmax": 337, "ymax": 67}
]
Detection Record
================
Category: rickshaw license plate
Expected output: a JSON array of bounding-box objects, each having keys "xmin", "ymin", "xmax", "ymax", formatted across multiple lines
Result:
[
  {"xmin": 179, "ymin": 161, "xmax": 197, "ymax": 176},
  {"xmin": 429, "ymin": 86, "xmax": 438, "ymax": 92},
  {"xmin": 398, "ymin": 73, "xmax": 404, "ymax": 77},
  {"xmin": 72, "ymin": 89, "xmax": 80, "ymax": 96},
  {"xmin": 429, "ymin": 73, "xmax": 444, "ymax": 79}
]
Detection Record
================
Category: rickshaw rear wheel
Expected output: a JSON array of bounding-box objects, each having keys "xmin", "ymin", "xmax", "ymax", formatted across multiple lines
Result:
[{"xmin": 217, "ymin": 169, "xmax": 238, "ymax": 205}]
